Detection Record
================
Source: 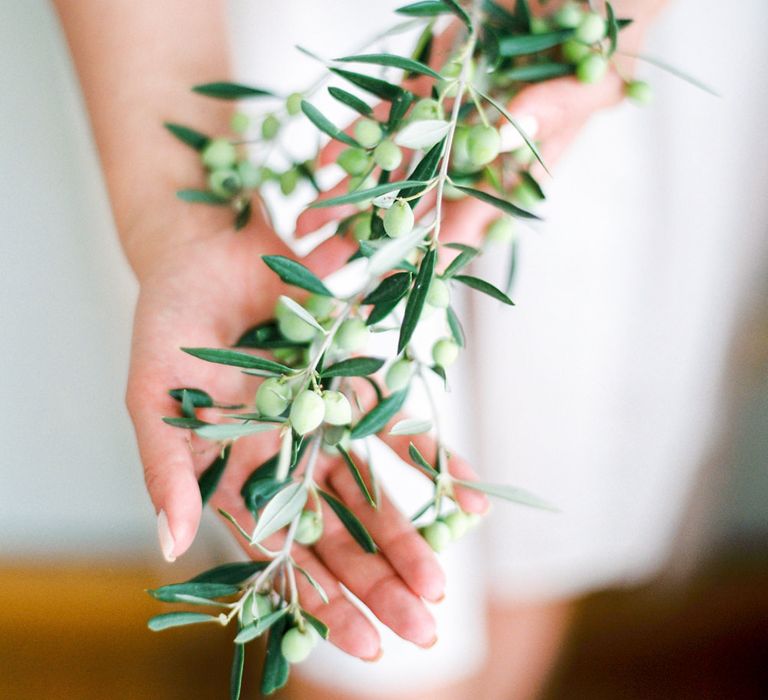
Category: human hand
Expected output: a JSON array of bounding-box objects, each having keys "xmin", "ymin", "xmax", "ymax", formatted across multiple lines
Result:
[{"xmin": 125, "ymin": 218, "xmax": 486, "ymax": 659}]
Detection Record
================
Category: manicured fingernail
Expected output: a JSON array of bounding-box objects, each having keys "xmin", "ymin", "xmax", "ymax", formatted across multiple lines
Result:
[
  {"xmin": 426, "ymin": 592, "xmax": 446, "ymax": 604},
  {"xmin": 499, "ymin": 114, "xmax": 539, "ymax": 152},
  {"xmin": 422, "ymin": 636, "xmax": 438, "ymax": 649},
  {"xmin": 157, "ymin": 509, "xmax": 176, "ymax": 563},
  {"xmin": 364, "ymin": 649, "xmax": 384, "ymax": 663}
]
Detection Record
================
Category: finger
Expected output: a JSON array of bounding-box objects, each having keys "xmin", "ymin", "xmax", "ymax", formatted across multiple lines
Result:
[
  {"xmin": 313, "ymin": 491, "xmax": 438, "ymax": 648},
  {"xmin": 379, "ymin": 417, "xmax": 490, "ymax": 515},
  {"xmin": 327, "ymin": 459, "xmax": 446, "ymax": 602},
  {"xmin": 126, "ymin": 374, "xmax": 202, "ymax": 562}
]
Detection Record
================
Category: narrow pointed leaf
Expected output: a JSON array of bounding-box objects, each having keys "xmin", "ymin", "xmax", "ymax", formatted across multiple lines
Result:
[
  {"xmin": 443, "ymin": 0, "xmax": 472, "ymax": 29},
  {"xmin": 301, "ymin": 100, "xmax": 360, "ymax": 147},
  {"xmin": 452, "ymin": 274, "xmax": 514, "ymax": 305},
  {"xmin": 250, "ymin": 482, "xmax": 307, "ymax": 544},
  {"xmin": 169, "ymin": 387, "xmax": 214, "ymax": 408},
  {"xmin": 182, "ymin": 347, "xmax": 291, "ymax": 374},
  {"xmin": 362, "ymin": 272, "xmax": 412, "ymax": 305},
  {"xmin": 337, "ymin": 446, "xmax": 376, "ymax": 507},
  {"xmin": 321, "ymin": 356, "xmax": 386, "ymax": 378},
  {"xmin": 302, "ymin": 611, "xmax": 330, "ymax": 639},
  {"xmin": 367, "ymin": 226, "xmax": 426, "ymax": 276},
  {"xmin": 330, "ymin": 68, "xmax": 406, "ymax": 102},
  {"xmin": 396, "ymin": 1, "xmax": 451, "ymax": 18},
  {"xmin": 230, "ymin": 644, "xmax": 245, "ymax": 700},
  {"xmin": 394, "ymin": 119, "xmax": 450, "ymax": 149},
  {"xmin": 408, "ymin": 442, "xmax": 439, "ymax": 479},
  {"xmin": 399, "ymin": 139, "xmax": 445, "ymax": 207},
  {"xmin": 236, "ymin": 320, "xmax": 308, "ymax": 349},
  {"xmin": 198, "ymin": 445, "xmax": 232, "ymax": 504},
  {"xmin": 351, "ymin": 389, "xmax": 408, "ymax": 439},
  {"xmin": 622, "ymin": 51, "xmax": 720, "ymax": 96},
  {"xmin": 164, "ymin": 122, "xmax": 210, "ymax": 151},
  {"xmin": 446, "ymin": 305, "xmax": 466, "ymax": 347},
  {"xmin": 262, "ymin": 255, "xmax": 332, "ymax": 296},
  {"xmin": 318, "ymin": 489, "xmax": 377, "ymax": 553},
  {"xmin": 190, "ymin": 561, "xmax": 268, "ymax": 585},
  {"xmin": 147, "ymin": 612, "xmax": 220, "ymax": 632},
  {"xmin": 606, "ymin": 2, "xmax": 619, "ymax": 57},
  {"xmin": 389, "ymin": 418, "xmax": 432, "ymax": 436},
  {"xmin": 277, "ymin": 295, "xmax": 326, "ymax": 332},
  {"xmin": 195, "ymin": 422, "xmax": 280, "ymax": 442},
  {"xmin": 443, "ymin": 243, "xmax": 479, "ymax": 277},
  {"xmin": 163, "ymin": 416, "xmax": 208, "ymax": 429},
  {"xmin": 261, "ymin": 614, "xmax": 290, "ymax": 695},
  {"xmin": 235, "ymin": 608, "xmax": 289, "ymax": 643},
  {"xmin": 503, "ymin": 63, "xmax": 572, "ymax": 82},
  {"xmin": 148, "ymin": 582, "xmax": 240, "ymax": 603},
  {"xmin": 335, "ymin": 53, "xmax": 441, "ymax": 80},
  {"xmin": 327, "ymin": 86, "xmax": 373, "ymax": 116},
  {"xmin": 310, "ymin": 180, "xmax": 427, "ymax": 208},
  {"xmin": 498, "ymin": 29, "xmax": 573, "ymax": 56},
  {"xmin": 176, "ymin": 189, "xmax": 229, "ymax": 205},
  {"xmin": 453, "ymin": 185, "xmax": 540, "ymax": 220},
  {"xmin": 398, "ymin": 247, "xmax": 437, "ymax": 353},
  {"xmin": 456, "ymin": 479, "xmax": 558, "ymax": 511},
  {"xmin": 295, "ymin": 566, "xmax": 330, "ymax": 605},
  {"xmin": 192, "ymin": 82, "xmax": 274, "ymax": 99}
]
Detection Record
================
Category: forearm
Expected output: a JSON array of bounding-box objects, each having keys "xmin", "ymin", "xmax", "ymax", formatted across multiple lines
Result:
[{"xmin": 53, "ymin": 0, "xmax": 235, "ymax": 279}]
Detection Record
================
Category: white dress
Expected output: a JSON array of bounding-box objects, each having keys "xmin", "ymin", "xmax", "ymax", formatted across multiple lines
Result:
[{"xmin": 2, "ymin": 0, "xmax": 766, "ymax": 695}]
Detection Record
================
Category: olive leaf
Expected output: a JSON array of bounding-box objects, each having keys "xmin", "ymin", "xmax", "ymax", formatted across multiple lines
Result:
[
  {"xmin": 367, "ymin": 226, "xmax": 426, "ymax": 277},
  {"xmin": 169, "ymin": 387, "xmax": 214, "ymax": 408},
  {"xmin": 234, "ymin": 200, "xmax": 252, "ymax": 231},
  {"xmin": 300, "ymin": 100, "xmax": 360, "ymax": 147},
  {"xmin": 176, "ymin": 189, "xmax": 230, "ymax": 205},
  {"xmin": 235, "ymin": 608, "xmax": 289, "ymax": 644},
  {"xmin": 394, "ymin": 119, "xmax": 450, "ymax": 150},
  {"xmin": 198, "ymin": 445, "xmax": 232, "ymax": 504},
  {"xmin": 455, "ymin": 479, "xmax": 559, "ymax": 511},
  {"xmin": 606, "ymin": 2, "xmax": 619, "ymax": 57},
  {"xmin": 327, "ymin": 86, "xmax": 373, "ymax": 116},
  {"xmin": 192, "ymin": 81, "xmax": 274, "ymax": 99},
  {"xmin": 442, "ymin": 242, "xmax": 479, "ymax": 278},
  {"xmin": 453, "ymin": 185, "xmax": 541, "ymax": 220},
  {"xmin": 164, "ymin": 122, "xmax": 210, "ymax": 151},
  {"xmin": 503, "ymin": 63, "xmax": 572, "ymax": 82},
  {"xmin": 294, "ymin": 565, "xmax": 330, "ymax": 605},
  {"xmin": 310, "ymin": 180, "xmax": 428, "ymax": 209},
  {"xmin": 250, "ymin": 482, "xmax": 308, "ymax": 544},
  {"xmin": 330, "ymin": 68, "xmax": 407, "ymax": 102},
  {"xmin": 321, "ymin": 356, "xmax": 386, "ymax": 378},
  {"xmin": 396, "ymin": 1, "xmax": 452, "ymax": 18},
  {"xmin": 362, "ymin": 272, "xmax": 413, "ymax": 305},
  {"xmin": 399, "ymin": 139, "xmax": 445, "ymax": 207},
  {"xmin": 452, "ymin": 274, "xmax": 514, "ymax": 305},
  {"xmin": 195, "ymin": 422, "xmax": 280, "ymax": 442},
  {"xmin": 337, "ymin": 446, "xmax": 376, "ymax": 507},
  {"xmin": 277, "ymin": 295, "xmax": 326, "ymax": 333},
  {"xmin": 408, "ymin": 442, "xmax": 439, "ymax": 479},
  {"xmin": 182, "ymin": 347, "xmax": 291, "ymax": 374},
  {"xmin": 335, "ymin": 53, "xmax": 441, "ymax": 80},
  {"xmin": 498, "ymin": 28, "xmax": 574, "ymax": 57},
  {"xmin": 148, "ymin": 582, "xmax": 240, "ymax": 603},
  {"xmin": 351, "ymin": 389, "xmax": 408, "ymax": 439},
  {"xmin": 302, "ymin": 611, "xmax": 330, "ymax": 639},
  {"xmin": 261, "ymin": 614, "xmax": 290, "ymax": 695},
  {"xmin": 235, "ymin": 320, "xmax": 308, "ymax": 349},
  {"xmin": 446, "ymin": 305, "xmax": 466, "ymax": 347},
  {"xmin": 389, "ymin": 418, "xmax": 432, "ymax": 436},
  {"xmin": 230, "ymin": 643, "xmax": 245, "ymax": 700},
  {"xmin": 147, "ymin": 612, "xmax": 221, "ymax": 632},
  {"xmin": 318, "ymin": 489, "xmax": 377, "ymax": 553},
  {"xmin": 190, "ymin": 561, "xmax": 268, "ymax": 585},
  {"xmin": 398, "ymin": 247, "xmax": 437, "ymax": 353},
  {"xmin": 262, "ymin": 255, "xmax": 332, "ymax": 296}
]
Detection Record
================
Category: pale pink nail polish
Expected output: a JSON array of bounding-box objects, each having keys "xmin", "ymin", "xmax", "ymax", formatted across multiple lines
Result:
[{"xmin": 157, "ymin": 509, "xmax": 176, "ymax": 563}]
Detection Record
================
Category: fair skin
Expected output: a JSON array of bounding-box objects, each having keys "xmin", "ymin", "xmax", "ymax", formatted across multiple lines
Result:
[{"xmin": 54, "ymin": 0, "xmax": 665, "ymax": 696}]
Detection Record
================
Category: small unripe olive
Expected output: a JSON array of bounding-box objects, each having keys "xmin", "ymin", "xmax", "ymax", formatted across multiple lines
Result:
[
  {"xmin": 467, "ymin": 125, "xmax": 501, "ymax": 168},
  {"xmin": 511, "ymin": 145, "xmax": 536, "ymax": 167},
  {"xmin": 562, "ymin": 38, "xmax": 592, "ymax": 64},
  {"xmin": 420, "ymin": 521, "xmax": 452, "ymax": 552},
  {"xmin": 426, "ymin": 277, "xmax": 450, "ymax": 309},
  {"xmin": 576, "ymin": 12, "xmax": 606, "ymax": 44},
  {"xmin": 240, "ymin": 592, "xmax": 272, "ymax": 626},
  {"xmin": 576, "ymin": 53, "xmax": 608, "ymax": 84},
  {"xmin": 386, "ymin": 359, "xmax": 414, "ymax": 392},
  {"xmin": 279, "ymin": 168, "xmax": 299, "ymax": 195},
  {"xmin": 321, "ymin": 426, "xmax": 351, "ymax": 455},
  {"xmin": 383, "ymin": 200, "xmax": 415, "ymax": 239},
  {"xmin": 286, "ymin": 92, "xmax": 303, "ymax": 116},
  {"xmin": 530, "ymin": 17, "xmax": 550, "ymax": 34},
  {"xmin": 208, "ymin": 168, "xmax": 241, "ymax": 198},
  {"xmin": 290, "ymin": 390, "xmax": 325, "ymax": 436},
  {"xmin": 352, "ymin": 213, "xmax": 372, "ymax": 241},
  {"xmin": 450, "ymin": 126, "xmax": 474, "ymax": 172},
  {"xmin": 323, "ymin": 390, "xmax": 352, "ymax": 426},
  {"xmin": 294, "ymin": 509, "xmax": 323, "ymax": 545},
  {"xmin": 261, "ymin": 113, "xmax": 281, "ymax": 140},
  {"xmin": 554, "ymin": 2, "xmax": 583, "ymax": 29},
  {"xmin": 443, "ymin": 511, "xmax": 470, "ymax": 540},
  {"xmin": 354, "ymin": 118, "xmax": 383, "ymax": 148},
  {"xmin": 256, "ymin": 377, "xmax": 292, "ymax": 417},
  {"xmin": 465, "ymin": 512, "xmax": 482, "ymax": 530},
  {"xmin": 334, "ymin": 318, "xmax": 369, "ymax": 352},
  {"xmin": 410, "ymin": 98, "xmax": 443, "ymax": 122},
  {"xmin": 273, "ymin": 347, "xmax": 303, "ymax": 367},
  {"xmin": 439, "ymin": 58, "xmax": 475, "ymax": 97},
  {"xmin": 486, "ymin": 216, "xmax": 517, "ymax": 244},
  {"xmin": 278, "ymin": 312, "xmax": 317, "ymax": 344},
  {"xmin": 626, "ymin": 80, "xmax": 653, "ymax": 105},
  {"xmin": 337, "ymin": 148, "xmax": 371, "ymax": 176},
  {"xmin": 237, "ymin": 161, "xmax": 264, "ymax": 189},
  {"xmin": 432, "ymin": 338, "xmax": 459, "ymax": 367},
  {"xmin": 280, "ymin": 626, "xmax": 317, "ymax": 664},
  {"xmin": 512, "ymin": 180, "xmax": 544, "ymax": 210},
  {"xmin": 230, "ymin": 112, "xmax": 250, "ymax": 134},
  {"xmin": 373, "ymin": 140, "xmax": 403, "ymax": 171},
  {"xmin": 201, "ymin": 138, "xmax": 237, "ymax": 170},
  {"xmin": 305, "ymin": 294, "xmax": 335, "ymax": 320}
]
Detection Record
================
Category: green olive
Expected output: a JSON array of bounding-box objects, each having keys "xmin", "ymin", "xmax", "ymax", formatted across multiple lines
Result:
[
  {"xmin": 554, "ymin": 2, "xmax": 584, "ymax": 29},
  {"xmin": 334, "ymin": 318, "xmax": 369, "ymax": 352},
  {"xmin": 561, "ymin": 38, "xmax": 592, "ymax": 64},
  {"xmin": 385, "ymin": 359, "xmax": 414, "ymax": 392},
  {"xmin": 294, "ymin": 509, "xmax": 323, "ymax": 546},
  {"xmin": 201, "ymin": 138, "xmax": 237, "ymax": 170},
  {"xmin": 485, "ymin": 217, "xmax": 517, "ymax": 244},
  {"xmin": 280, "ymin": 168, "xmax": 300, "ymax": 195},
  {"xmin": 373, "ymin": 140, "xmax": 403, "ymax": 171},
  {"xmin": 261, "ymin": 113, "xmax": 281, "ymax": 140},
  {"xmin": 576, "ymin": 13, "xmax": 606, "ymax": 44},
  {"xmin": 432, "ymin": 338, "xmax": 459, "ymax": 367},
  {"xmin": 410, "ymin": 98, "xmax": 443, "ymax": 122},
  {"xmin": 443, "ymin": 511, "xmax": 470, "ymax": 540},
  {"xmin": 530, "ymin": 17, "xmax": 551, "ymax": 34},
  {"xmin": 420, "ymin": 521, "xmax": 452, "ymax": 552},
  {"xmin": 354, "ymin": 118, "xmax": 383, "ymax": 149},
  {"xmin": 383, "ymin": 200, "xmax": 415, "ymax": 239},
  {"xmin": 304, "ymin": 294, "xmax": 335, "ymax": 320},
  {"xmin": 467, "ymin": 125, "xmax": 501, "ymax": 167},
  {"xmin": 576, "ymin": 53, "xmax": 608, "ymax": 84},
  {"xmin": 450, "ymin": 126, "xmax": 475, "ymax": 172},
  {"xmin": 230, "ymin": 112, "xmax": 250, "ymax": 135},
  {"xmin": 626, "ymin": 80, "xmax": 653, "ymax": 105},
  {"xmin": 278, "ymin": 311, "xmax": 317, "ymax": 344},
  {"xmin": 208, "ymin": 168, "xmax": 242, "ymax": 198},
  {"xmin": 426, "ymin": 277, "xmax": 450, "ymax": 309},
  {"xmin": 256, "ymin": 377, "xmax": 292, "ymax": 418},
  {"xmin": 272, "ymin": 347, "xmax": 303, "ymax": 367},
  {"xmin": 237, "ymin": 161, "xmax": 264, "ymax": 189},
  {"xmin": 512, "ymin": 180, "xmax": 544, "ymax": 210},
  {"xmin": 290, "ymin": 390, "xmax": 325, "ymax": 436},
  {"xmin": 280, "ymin": 626, "xmax": 317, "ymax": 664},
  {"xmin": 322, "ymin": 390, "xmax": 352, "ymax": 426},
  {"xmin": 337, "ymin": 148, "xmax": 372, "ymax": 176},
  {"xmin": 286, "ymin": 92, "xmax": 303, "ymax": 116},
  {"xmin": 352, "ymin": 213, "xmax": 372, "ymax": 241}
]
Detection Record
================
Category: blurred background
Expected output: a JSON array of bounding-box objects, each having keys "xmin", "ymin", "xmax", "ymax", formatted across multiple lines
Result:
[{"xmin": 1, "ymin": 1, "xmax": 767, "ymax": 699}]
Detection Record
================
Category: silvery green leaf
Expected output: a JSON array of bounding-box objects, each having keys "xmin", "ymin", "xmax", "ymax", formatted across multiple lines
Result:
[
  {"xmin": 274, "ymin": 428, "xmax": 294, "ymax": 482},
  {"xmin": 367, "ymin": 225, "xmax": 427, "ymax": 276},
  {"xmin": 372, "ymin": 190, "xmax": 400, "ymax": 209},
  {"xmin": 311, "ymin": 180, "xmax": 427, "ymax": 208},
  {"xmin": 234, "ymin": 608, "xmax": 289, "ymax": 644},
  {"xmin": 147, "ymin": 612, "xmax": 221, "ymax": 632},
  {"xmin": 455, "ymin": 479, "xmax": 559, "ymax": 511},
  {"xmin": 230, "ymin": 643, "xmax": 245, "ymax": 700},
  {"xmin": 394, "ymin": 119, "xmax": 450, "ymax": 150},
  {"xmin": 176, "ymin": 189, "xmax": 230, "ymax": 205},
  {"xmin": 389, "ymin": 418, "xmax": 432, "ymax": 436},
  {"xmin": 250, "ymin": 482, "xmax": 308, "ymax": 544},
  {"xmin": 148, "ymin": 582, "xmax": 240, "ymax": 603},
  {"xmin": 295, "ymin": 564, "xmax": 330, "ymax": 604},
  {"xmin": 302, "ymin": 611, "xmax": 330, "ymax": 639},
  {"xmin": 278, "ymin": 295, "xmax": 326, "ymax": 333},
  {"xmin": 190, "ymin": 561, "xmax": 268, "ymax": 585},
  {"xmin": 260, "ymin": 614, "xmax": 290, "ymax": 695},
  {"xmin": 198, "ymin": 445, "xmax": 231, "ymax": 504},
  {"xmin": 262, "ymin": 255, "xmax": 332, "ymax": 296},
  {"xmin": 195, "ymin": 422, "xmax": 280, "ymax": 442},
  {"xmin": 334, "ymin": 53, "xmax": 441, "ymax": 80}
]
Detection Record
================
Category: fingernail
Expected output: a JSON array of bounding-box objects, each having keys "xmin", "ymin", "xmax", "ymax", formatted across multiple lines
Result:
[
  {"xmin": 364, "ymin": 649, "xmax": 384, "ymax": 663},
  {"xmin": 499, "ymin": 114, "xmax": 540, "ymax": 152},
  {"xmin": 157, "ymin": 509, "xmax": 176, "ymax": 563},
  {"xmin": 426, "ymin": 592, "xmax": 446, "ymax": 604},
  {"xmin": 421, "ymin": 635, "xmax": 438, "ymax": 649}
]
